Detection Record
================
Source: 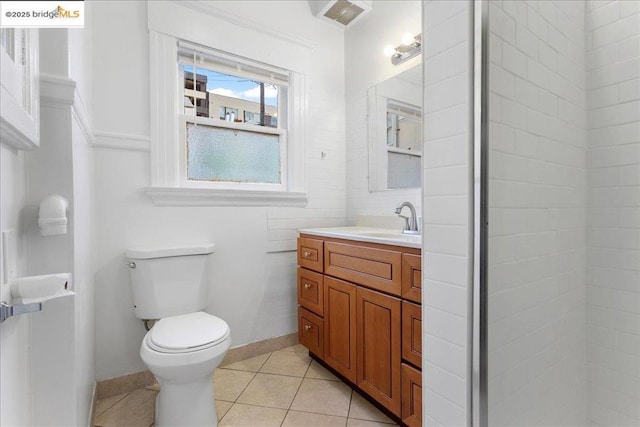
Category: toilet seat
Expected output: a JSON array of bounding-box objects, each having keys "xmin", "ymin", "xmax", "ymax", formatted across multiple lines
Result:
[{"xmin": 147, "ymin": 312, "xmax": 230, "ymax": 354}]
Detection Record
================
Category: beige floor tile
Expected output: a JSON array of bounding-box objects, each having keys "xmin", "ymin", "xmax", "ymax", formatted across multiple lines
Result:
[
  {"xmin": 346, "ymin": 419, "xmax": 397, "ymax": 426},
  {"xmin": 215, "ymin": 400, "xmax": 233, "ymax": 421},
  {"xmin": 219, "ymin": 403, "xmax": 287, "ymax": 427},
  {"xmin": 236, "ymin": 373, "xmax": 302, "ymax": 409},
  {"xmin": 222, "ymin": 353, "xmax": 271, "ymax": 372},
  {"xmin": 283, "ymin": 410, "xmax": 348, "ymax": 426},
  {"xmin": 213, "ymin": 369, "xmax": 256, "ymax": 402},
  {"xmin": 95, "ymin": 393, "xmax": 128, "ymax": 417},
  {"xmin": 259, "ymin": 349, "xmax": 311, "ymax": 377},
  {"xmin": 290, "ymin": 378, "xmax": 353, "ymax": 417},
  {"xmin": 305, "ymin": 360, "xmax": 340, "ymax": 381},
  {"xmin": 94, "ymin": 389, "xmax": 157, "ymax": 427},
  {"xmin": 280, "ymin": 344, "xmax": 308, "ymax": 353},
  {"xmin": 348, "ymin": 391, "xmax": 395, "ymax": 423}
]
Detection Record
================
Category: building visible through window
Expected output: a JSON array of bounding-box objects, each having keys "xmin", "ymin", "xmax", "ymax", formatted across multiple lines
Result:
[{"xmin": 182, "ymin": 66, "xmax": 278, "ymax": 128}]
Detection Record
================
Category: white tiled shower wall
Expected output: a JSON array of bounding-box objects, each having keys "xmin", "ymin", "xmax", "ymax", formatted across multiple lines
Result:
[
  {"xmin": 487, "ymin": 1, "xmax": 589, "ymax": 425},
  {"xmin": 585, "ymin": 1, "xmax": 640, "ymax": 425},
  {"xmin": 422, "ymin": 2, "xmax": 473, "ymax": 425}
]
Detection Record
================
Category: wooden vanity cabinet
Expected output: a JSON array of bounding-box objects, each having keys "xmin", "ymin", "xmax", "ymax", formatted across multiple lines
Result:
[{"xmin": 297, "ymin": 234, "xmax": 422, "ymax": 422}]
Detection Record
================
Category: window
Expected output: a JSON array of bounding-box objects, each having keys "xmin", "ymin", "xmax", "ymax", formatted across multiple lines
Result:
[
  {"xmin": 178, "ymin": 43, "xmax": 289, "ymax": 190},
  {"xmin": 147, "ymin": 27, "xmax": 307, "ymax": 207}
]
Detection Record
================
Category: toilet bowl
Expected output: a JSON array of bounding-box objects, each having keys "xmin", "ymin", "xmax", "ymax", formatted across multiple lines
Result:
[{"xmin": 140, "ymin": 311, "xmax": 231, "ymax": 426}]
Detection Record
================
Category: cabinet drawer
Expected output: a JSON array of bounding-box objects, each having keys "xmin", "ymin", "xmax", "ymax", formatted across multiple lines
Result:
[
  {"xmin": 402, "ymin": 254, "xmax": 422, "ymax": 303},
  {"xmin": 298, "ymin": 268, "xmax": 324, "ymax": 316},
  {"xmin": 298, "ymin": 307, "xmax": 324, "ymax": 358},
  {"xmin": 298, "ymin": 237, "xmax": 324, "ymax": 273},
  {"xmin": 325, "ymin": 242, "xmax": 402, "ymax": 296},
  {"xmin": 401, "ymin": 363, "xmax": 422, "ymax": 427},
  {"xmin": 402, "ymin": 301, "xmax": 422, "ymax": 369}
]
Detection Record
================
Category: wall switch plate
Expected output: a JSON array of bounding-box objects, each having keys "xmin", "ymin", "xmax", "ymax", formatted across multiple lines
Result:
[{"xmin": 2, "ymin": 229, "xmax": 17, "ymax": 284}]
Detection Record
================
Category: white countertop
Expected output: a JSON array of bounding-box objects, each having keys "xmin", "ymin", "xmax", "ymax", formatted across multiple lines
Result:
[{"xmin": 298, "ymin": 226, "xmax": 421, "ymax": 249}]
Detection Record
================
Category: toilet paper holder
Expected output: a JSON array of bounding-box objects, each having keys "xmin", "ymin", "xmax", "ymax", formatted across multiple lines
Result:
[{"xmin": 0, "ymin": 301, "xmax": 42, "ymax": 323}]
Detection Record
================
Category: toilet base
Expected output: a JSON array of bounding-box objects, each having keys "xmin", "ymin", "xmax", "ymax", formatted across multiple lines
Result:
[{"xmin": 155, "ymin": 375, "xmax": 218, "ymax": 427}]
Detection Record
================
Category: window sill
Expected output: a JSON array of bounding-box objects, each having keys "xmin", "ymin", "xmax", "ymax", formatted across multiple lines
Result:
[{"xmin": 145, "ymin": 187, "xmax": 308, "ymax": 207}]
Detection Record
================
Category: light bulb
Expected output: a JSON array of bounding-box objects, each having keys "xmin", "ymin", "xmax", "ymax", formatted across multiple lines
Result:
[
  {"xmin": 383, "ymin": 45, "xmax": 397, "ymax": 57},
  {"xmin": 401, "ymin": 32, "xmax": 415, "ymax": 46}
]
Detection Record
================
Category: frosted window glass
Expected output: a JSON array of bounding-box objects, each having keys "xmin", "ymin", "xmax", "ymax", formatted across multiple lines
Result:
[{"xmin": 187, "ymin": 124, "xmax": 281, "ymax": 183}]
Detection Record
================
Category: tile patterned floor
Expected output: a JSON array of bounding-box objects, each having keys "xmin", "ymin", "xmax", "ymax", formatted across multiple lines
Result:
[{"xmin": 94, "ymin": 344, "xmax": 399, "ymax": 427}]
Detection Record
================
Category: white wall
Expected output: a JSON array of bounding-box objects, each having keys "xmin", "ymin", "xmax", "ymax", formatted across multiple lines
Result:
[
  {"xmin": 487, "ymin": 1, "xmax": 588, "ymax": 425},
  {"xmin": 422, "ymin": 1, "xmax": 474, "ymax": 425},
  {"xmin": 0, "ymin": 22, "xmax": 95, "ymax": 426},
  {"xmin": 91, "ymin": 0, "xmax": 346, "ymax": 380},
  {"xmin": 344, "ymin": 1, "xmax": 422, "ymax": 222},
  {"xmin": 585, "ymin": 1, "xmax": 640, "ymax": 425},
  {"xmin": 0, "ymin": 145, "xmax": 30, "ymax": 426}
]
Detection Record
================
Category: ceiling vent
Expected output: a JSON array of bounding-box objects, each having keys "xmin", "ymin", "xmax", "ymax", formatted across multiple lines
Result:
[{"xmin": 309, "ymin": 0, "xmax": 372, "ymax": 28}]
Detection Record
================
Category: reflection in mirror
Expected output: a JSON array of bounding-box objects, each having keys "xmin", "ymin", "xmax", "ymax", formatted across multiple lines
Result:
[
  {"xmin": 368, "ymin": 63, "xmax": 422, "ymax": 191},
  {"xmin": 387, "ymin": 101, "xmax": 421, "ymax": 151}
]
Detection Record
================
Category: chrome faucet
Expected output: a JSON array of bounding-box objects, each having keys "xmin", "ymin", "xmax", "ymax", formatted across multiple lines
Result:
[{"xmin": 395, "ymin": 201, "xmax": 420, "ymax": 235}]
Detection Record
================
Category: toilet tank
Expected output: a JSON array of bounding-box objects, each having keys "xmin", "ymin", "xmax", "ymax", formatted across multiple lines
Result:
[{"xmin": 126, "ymin": 244, "xmax": 215, "ymax": 319}]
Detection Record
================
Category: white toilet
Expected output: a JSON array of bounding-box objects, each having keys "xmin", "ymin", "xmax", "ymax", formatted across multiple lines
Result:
[{"xmin": 126, "ymin": 244, "xmax": 231, "ymax": 427}]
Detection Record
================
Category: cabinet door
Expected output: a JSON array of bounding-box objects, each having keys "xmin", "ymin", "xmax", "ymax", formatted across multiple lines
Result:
[
  {"xmin": 401, "ymin": 253, "xmax": 422, "ymax": 303},
  {"xmin": 401, "ymin": 300, "xmax": 422, "ymax": 369},
  {"xmin": 324, "ymin": 277, "xmax": 357, "ymax": 383},
  {"xmin": 401, "ymin": 363, "xmax": 422, "ymax": 427},
  {"xmin": 356, "ymin": 287, "xmax": 401, "ymax": 416}
]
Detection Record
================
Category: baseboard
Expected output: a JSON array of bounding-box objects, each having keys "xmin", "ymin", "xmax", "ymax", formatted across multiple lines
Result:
[
  {"xmin": 88, "ymin": 382, "xmax": 97, "ymax": 427},
  {"xmin": 221, "ymin": 332, "xmax": 299, "ymax": 366},
  {"xmin": 96, "ymin": 370, "xmax": 156, "ymax": 400},
  {"xmin": 94, "ymin": 332, "xmax": 298, "ymax": 400}
]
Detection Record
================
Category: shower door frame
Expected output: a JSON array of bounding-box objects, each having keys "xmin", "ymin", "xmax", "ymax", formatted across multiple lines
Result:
[{"xmin": 471, "ymin": 1, "xmax": 489, "ymax": 426}]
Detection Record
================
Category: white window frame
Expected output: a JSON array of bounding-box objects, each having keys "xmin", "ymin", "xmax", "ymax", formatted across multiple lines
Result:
[
  {"xmin": 147, "ymin": 29, "xmax": 307, "ymax": 207},
  {"xmin": 177, "ymin": 45, "xmax": 289, "ymax": 191}
]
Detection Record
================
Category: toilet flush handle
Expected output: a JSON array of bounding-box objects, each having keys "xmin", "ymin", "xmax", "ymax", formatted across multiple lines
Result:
[{"xmin": 128, "ymin": 262, "xmax": 136, "ymax": 269}]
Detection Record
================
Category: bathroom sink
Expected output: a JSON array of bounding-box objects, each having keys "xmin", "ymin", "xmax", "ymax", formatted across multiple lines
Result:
[
  {"xmin": 357, "ymin": 231, "xmax": 407, "ymax": 238},
  {"xmin": 298, "ymin": 227, "xmax": 422, "ymax": 248}
]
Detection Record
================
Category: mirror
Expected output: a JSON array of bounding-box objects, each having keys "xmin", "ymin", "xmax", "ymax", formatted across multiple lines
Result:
[{"xmin": 368, "ymin": 63, "xmax": 422, "ymax": 191}]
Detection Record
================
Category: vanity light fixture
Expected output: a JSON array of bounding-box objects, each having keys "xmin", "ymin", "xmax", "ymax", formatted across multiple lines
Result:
[{"xmin": 384, "ymin": 33, "xmax": 422, "ymax": 66}]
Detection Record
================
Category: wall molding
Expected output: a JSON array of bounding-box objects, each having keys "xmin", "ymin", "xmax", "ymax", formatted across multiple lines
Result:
[
  {"xmin": 40, "ymin": 72, "xmax": 75, "ymax": 106},
  {"xmin": 93, "ymin": 131, "xmax": 151, "ymax": 152},
  {"xmin": 40, "ymin": 72, "xmax": 96, "ymax": 145},
  {"xmin": 145, "ymin": 187, "xmax": 308, "ymax": 207}
]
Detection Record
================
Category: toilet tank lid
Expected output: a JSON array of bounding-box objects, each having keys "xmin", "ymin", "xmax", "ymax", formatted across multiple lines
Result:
[{"xmin": 126, "ymin": 243, "xmax": 215, "ymax": 259}]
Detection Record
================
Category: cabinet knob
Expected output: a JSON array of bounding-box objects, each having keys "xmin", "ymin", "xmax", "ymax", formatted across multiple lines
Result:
[
  {"xmin": 304, "ymin": 283, "xmax": 312, "ymax": 289},
  {"xmin": 303, "ymin": 251, "xmax": 311, "ymax": 257},
  {"xmin": 305, "ymin": 325, "xmax": 312, "ymax": 331}
]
